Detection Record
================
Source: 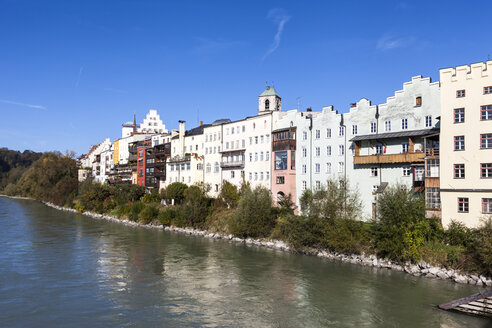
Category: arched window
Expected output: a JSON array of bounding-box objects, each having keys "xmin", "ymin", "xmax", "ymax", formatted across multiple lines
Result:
[{"xmin": 265, "ymin": 99, "xmax": 270, "ymax": 110}]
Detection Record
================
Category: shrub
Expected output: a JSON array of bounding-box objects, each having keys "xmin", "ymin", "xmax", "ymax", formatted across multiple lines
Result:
[
  {"xmin": 142, "ymin": 189, "xmax": 161, "ymax": 203},
  {"xmin": 181, "ymin": 185, "xmax": 211, "ymax": 228},
  {"xmin": 129, "ymin": 202, "xmax": 144, "ymax": 221},
  {"xmin": 230, "ymin": 185, "xmax": 275, "ymax": 238},
  {"xmin": 139, "ymin": 204, "xmax": 159, "ymax": 224},
  {"xmin": 444, "ymin": 220, "xmax": 474, "ymax": 248},
  {"xmin": 373, "ymin": 184, "xmax": 429, "ymax": 263},
  {"xmin": 158, "ymin": 207, "xmax": 176, "ymax": 226},
  {"xmin": 219, "ymin": 181, "xmax": 239, "ymax": 208},
  {"xmin": 421, "ymin": 241, "xmax": 465, "ymax": 267}
]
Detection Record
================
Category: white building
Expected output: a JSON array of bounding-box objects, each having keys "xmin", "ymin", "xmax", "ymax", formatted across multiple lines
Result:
[
  {"xmin": 346, "ymin": 76, "xmax": 441, "ymax": 219},
  {"xmin": 203, "ymin": 120, "xmax": 228, "ymax": 196},
  {"xmin": 440, "ymin": 60, "xmax": 492, "ymax": 228}
]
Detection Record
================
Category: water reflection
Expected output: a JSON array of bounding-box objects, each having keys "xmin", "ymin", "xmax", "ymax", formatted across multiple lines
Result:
[{"xmin": 0, "ymin": 197, "xmax": 490, "ymax": 328}]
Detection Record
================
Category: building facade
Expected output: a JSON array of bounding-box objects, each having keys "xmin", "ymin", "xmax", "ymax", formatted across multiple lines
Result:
[{"xmin": 440, "ymin": 60, "xmax": 492, "ymax": 228}]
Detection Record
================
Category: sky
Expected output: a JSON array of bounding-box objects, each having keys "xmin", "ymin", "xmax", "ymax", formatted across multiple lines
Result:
[{"xmin": 1, "ymin": 0, "xmax": 491, "ymax": 155}]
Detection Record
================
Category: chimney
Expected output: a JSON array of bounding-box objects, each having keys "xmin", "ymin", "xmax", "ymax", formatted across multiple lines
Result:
[
  {"xmin": 350, "ymin": 103, "xmax": 356, "ymax": 108},
  {"xmin": 306, "ymin": 107, "xmax": 312, "ymax": 112},
  {"xmin": 199, "ymin": 121, "xmax": 203, "ymax": 126},
  {"xmin": 178, "ymin": 120, "xmax": 186, "ymax": 156}
]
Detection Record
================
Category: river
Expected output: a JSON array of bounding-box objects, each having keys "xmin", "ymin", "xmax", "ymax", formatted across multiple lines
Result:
[{"xmin": 0, "ymin": 197, "xmax": 490, "ymax": 327}]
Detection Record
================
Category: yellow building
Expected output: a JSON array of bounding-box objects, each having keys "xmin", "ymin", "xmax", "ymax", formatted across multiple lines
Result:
[
  {"xmin": 440, "ymin": 60, "xmax": 492, "ymax": 228},
  {"xmin": 113, "ymin": 140, "xmax": 119, "ymax": 165}
]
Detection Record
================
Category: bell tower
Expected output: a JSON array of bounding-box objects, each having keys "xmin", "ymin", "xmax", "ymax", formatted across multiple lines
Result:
[{"xmin": 258, "ymin": 84, "xmax": 281, "ymax": 114}]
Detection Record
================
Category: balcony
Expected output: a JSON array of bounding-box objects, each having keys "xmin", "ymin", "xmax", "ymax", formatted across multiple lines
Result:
[
  {"xmin": 167, "ymin": 155, "xmax": 191, "ymax": 163},
  {"xmin": 353, "ymin": 152, "xmax": 424, "ymax": 165},
  {"xmin": 154, "ymin": 161, "xmax": 166, "ymax": 167},
  {"xmin": 272, "ymin": 139, "xmax": 296, "ymax": 152},
  {"xmin": 425, "ymin": 148, "xmax": 439, "ymax": 157},
  {"xmin": 220, "ymin": 160, "xmax": 245, "ymax": 169}
]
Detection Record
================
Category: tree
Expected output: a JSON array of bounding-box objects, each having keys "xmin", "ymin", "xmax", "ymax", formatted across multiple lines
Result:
[
  {"xmin": 165, "ymin": 182, "xmax": 188, "ymax": 204},
  {"xmin": 219, "ymin": 181, "xmax": 239, "ymax": 208}
]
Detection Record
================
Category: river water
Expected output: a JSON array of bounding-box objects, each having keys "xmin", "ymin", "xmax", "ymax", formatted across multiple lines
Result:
[{"xmin": 0, "ymin": 197, "xmax": 490, "ymax": 327}]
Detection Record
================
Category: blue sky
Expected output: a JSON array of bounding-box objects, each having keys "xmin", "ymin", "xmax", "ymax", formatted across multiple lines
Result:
[{"xmin": 1, "ymin": 0, "xmax": 490, "ymax": 155}]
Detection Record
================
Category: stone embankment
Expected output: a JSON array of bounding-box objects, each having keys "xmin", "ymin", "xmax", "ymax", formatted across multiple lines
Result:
[{"xmin": 43, "ymin": 201, "xmax": 492, "ymax": 287}]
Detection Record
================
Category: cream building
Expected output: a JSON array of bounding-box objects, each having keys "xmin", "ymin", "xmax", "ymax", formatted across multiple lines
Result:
[
  {"xmin": 203, "ymin": 120, "xmax": 227, "ymax": 196},
  {"xmin": 440, "ymin": 60, "xmax": 492, "ymax": 228}
]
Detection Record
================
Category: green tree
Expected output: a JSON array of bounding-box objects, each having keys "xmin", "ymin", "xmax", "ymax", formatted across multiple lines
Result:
[
  {"xmin": 219, "ymin": 181, "xmax": 239, "ymax": 208},
  {"xmin": 165, "ymin": 182, "xmax": 188, "ymax": 204},
  {"xmin": 181, "ymin": 185, "xmax": 211, "ymax": 228}
]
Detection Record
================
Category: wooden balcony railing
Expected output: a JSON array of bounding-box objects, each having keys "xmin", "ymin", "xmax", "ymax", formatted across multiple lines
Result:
[{"xmin": 353, "ymin": 152, "xmax": 424, "ymax": 165}]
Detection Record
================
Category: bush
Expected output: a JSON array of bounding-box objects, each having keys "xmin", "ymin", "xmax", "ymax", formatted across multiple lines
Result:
[
  {"xmin": 139, "ymin": 204, "xmax": 159, "ymax": 224},
  {"xmin": 181, "ymin": 185, "xmax": 211, "ymax": 228},
  {"xmin": 219, "ymin": 181, "xmax": 239, "ymax": 208},
  {"xmin": 421, "ymin": 241, "xmax": 465, "ymax": 267},
  {"xmin": 230, "ymin": 185, "xmax": 275, "ymax": 238},
  {"xmin": 373, "ymin": 185, "xmax": 430, "ymax": 263},
  {"xmin": 158, "ymin": 207, "xmax": 176, "ymax": 226},
  {"xmin": 142, "ymin": 189, "xmax": 161, "ymax": 203},
  {"xmin": 129, "ymin": 202, "xmax": 144, "ymax": 221},
  {"xmin": 444, "ymin": 220, "xmax": 474, "ymax": 248}
]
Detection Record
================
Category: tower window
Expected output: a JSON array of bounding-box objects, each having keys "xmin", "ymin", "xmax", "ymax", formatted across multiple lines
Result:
[{"xmin": 265, "ymin": 99, "xmax": 270, "ymax": 110}]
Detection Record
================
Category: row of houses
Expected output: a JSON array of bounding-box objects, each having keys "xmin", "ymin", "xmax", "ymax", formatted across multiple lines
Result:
[{"xmin": 78, "ymin": 60, "xmax": 492, "ymax": 228}]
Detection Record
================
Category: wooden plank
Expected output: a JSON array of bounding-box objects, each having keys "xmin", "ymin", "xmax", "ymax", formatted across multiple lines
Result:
[
  {"xmin": 439, "ymin": 290, "xmax": 492, "ymax": 310},
  {"xmin": 469, "ymin": 301, "xmax": 492, "ymax": 310}
]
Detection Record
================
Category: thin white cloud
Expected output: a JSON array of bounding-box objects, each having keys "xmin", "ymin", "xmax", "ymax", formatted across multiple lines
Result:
[
  {"xmin": 0, "ymin": 99, "xmax": 46, "ymax": 110},
  {"xmin": 377, "ymin": 34, "xmax": 415, "ymax": 51},
  {"xmin": 262, "ymin": 8, "xmax": 290, "ymax": 60},
  {"xmin": 75, "ymin": 66, "xmax": 84, "ymax": 88}
]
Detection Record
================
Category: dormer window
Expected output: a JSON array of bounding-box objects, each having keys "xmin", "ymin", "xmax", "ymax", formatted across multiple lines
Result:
[
  {"xmin": 415, "ymin": 96, "xmax": 422, "ymax": 107},
  {"xmin": 265, "ymin": 99, "xmax": 270, "ymax": 110}
]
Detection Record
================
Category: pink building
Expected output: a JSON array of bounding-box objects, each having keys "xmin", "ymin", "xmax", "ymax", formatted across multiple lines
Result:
[{"xmin": 271, "ymin": 127, "xmax": 297, "ymax": 213}]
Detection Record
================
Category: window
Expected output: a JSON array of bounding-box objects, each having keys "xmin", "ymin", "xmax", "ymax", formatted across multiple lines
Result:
[
  {"xmin": 370, "ymin": 122, "xmax": 376, "ymax": 133},
  {"xmin": 303, "ymin": 131, "xmax": 308, "ymax": 140},
  {"xmin": 426, "ymin": 159, "xmax": 440, "ymax": 177},
  {"xmin": 315, "ymin": 147, "xmax": 320, "ymax": 157},
  {"xmin": 214, "ymin": 162, "xmax": 219, "ymax": 173},
  {"xmin": 249, "ymin": 172, "xmax": 252, "ymax": 180},
  {"xmin": 249, "ymin": 137, "xmax": 252, "ymax": 145},
  {"xmin": 170, "ymin": 164, "xmax": 174, "ymax": 171},
  {"xmin": 261, "ymin": 135, "xmax": 264, "ymax": 143},
  {"xmin": 291, "ymin": 151, "xmax": 295, "ymax": 169},
  {"xmin": 401, "ymin": 118, "xmax": 408, "ymax": 130},
  {"xmin": 302, "ymin": 147, "xmax": 307, "ymax": 157},
  {"xmin": 315, "ymin": 163, "xmax": 320, "ymax": 173},
  {"xmin": 481, "ymin": 134, "xmax": 492, "ymax": 149},
  {"xmin": 266, "ymin": 151, "xmax": 270, "ymax": 161},
  {"xmin": 456, "ymin": 90, "xmax": 465, "ymax": 98},
  {"xmin": 454, "ymin": 108, "xmax": 465, "ymax": 123},
  {"xmin": 426, "ymin": 188, "xmax": 441, "ymax": 209},
  {"xmin": 242, "ymin": 139, "xmax": 245, "ymax": 147},
  {"xmin": 338, "ymin": 162, "xmax": 344, "ymax": 173},
  {"xmin": 481, "ymin": 105, "xmax": 492, "ymax": 120},
  {"xmin": 302, "ymin": 181, "xmax": 307, "ymax": 191},
  {"xmin": 326, "ymin": 163, "xmax": 331, "ymax": 174},
  {"xmin": 339, "ymin": 145, "xmax": 344, "ymax": 155},
  {"xmin": 402, "ymin": 142, "xmax": 409, "ymax": 153},
  {"xmin": 255, "ymin": 152, "xmax": 258, "ymax": 161},
  {"xmin": 339, "ymin": 126, "xmax": 344, "ymax": 136},
  {"xmin": 275, "ymin": 152, "xmax": 287, "ymax": 170},
  {"xmin": 425, "ymin": 115, "xmax": 432, "ymax": 127},
  {"xmin": 206, "ymin": 163, "xmax": 211, "ymax": 173},
  {"xmin": 485, "ymin": 86, "xmax": 492, "ymax": 94},
  {"xmin": 454, "ymin": 164, "xmax": 465, "ymax": 178},
  {"xmin": 255, "ymin": 136, "xmax": 258, "ymax": 144},
  {"xmin": 302, "ymin": 164, "xmax": 307, "ymax": 174},
  {"xmin": 231, "ymin": 171, "xmax": 235, "ymax": 179},
  {"xmin": 138, "ymin": 149, "xmax": 143, "ymax": 156},
  {"xmin": 242, "ymin": 125, "xmax": 245, "ymax": 132},
  {"xmin": 205, "ymin": 148, "xmax": 208, "ymax": 155},
  {"xmin": 231, "ymin": 127, "xmax": 234, "ymax": 135},
  {"xmin": 371, "ymin": 167, "xmax": 378, "ymax": 177},
  {"xmin": 481, "ymin": 163, "xmax": 492, "ymax": 178},
  {"xmin": 316, "ymin": 129, "xmax": 320, "ymax": 139},
  {"xmin": 249, "ymin": 153, "xmax": 252, "ymax": 162},
  {"xmin": 266, "ymin": 171, "xmax": 269, "ymax": 181},
  {"xmin": 483, "ymin": 198, "xmax": 492, "ymax": 214},
  {"xmin": 260, "ymin": 152, "xmax": 264, "ymax": 161},
  {"xmin": 186, "ymin": 163, "xmax": 191, "ymax": 170},
  {"xmin": 458, "ymin": 197, "xmax": 469, "ymax": 213},
  {"xmin": 454, "ymin": 136, "xmax": 465, "ymax": 150},
  {"xmin": 265, "ymin": 99, "xmax": 270, "ymax": 110},
  {"xmin": 266, "ymin": 134, "xmax": 270, "ymax": 143},
  {"xmin": 326, "ymin": 128, "xmax": 332, "ymax": 138},
  {"xmin": 385, "ymin": 121, "xmax": 391, "ymax": 132},
  {"xmin": 260, "ymin": 172, "xmax": 264, "ymax": 180},
  {"xmin": 327, "ymin": 146, "xmax": 332, "ymax": 156},
  {"xmin": 254, "ymin": 172, "xmax": 258, "ymax": 180},
  {"xmin": 402, "ymin": 167, "xmax": 411, "ymax": 177},
  {"xmin": 315, "ymin": 181, "xmax": 321, "ymax": 190},
  {"xmin": 197, "ymin": 163, "xmax": 203, "ymax": 170},
  {"xmin": 376, "ymin": 144, "xmax": 383, "ymax": 154},
  {"xmin": 276, "ymin": 176, "xmax": 285, "ymax": 184},
  {"xmin": 352, "ymin": 125, "xmax": 358, "ymax": 135},
  {"xmin": 415, "ymin": 96, "xmax": 422, "ymax": 107}
]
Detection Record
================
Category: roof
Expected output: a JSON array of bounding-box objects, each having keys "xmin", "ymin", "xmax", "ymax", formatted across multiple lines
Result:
[
  {"xmin": 259, "ymin": 86, "xmax": 280, "ymax": 97},
  {"xmin": 171, "ymin": 124, "xmax": 212, "ymax": 139},
  {"xmin": 350, "ymin": 128, "xmax": 439, "ymax": 142},
  {"xmin": 212, "ymin": 118, "xmax": 231, "ymax": 125}
]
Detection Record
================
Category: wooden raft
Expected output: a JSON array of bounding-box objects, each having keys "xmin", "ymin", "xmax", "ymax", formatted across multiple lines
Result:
[{"xmin": 438, "ymin": 289, "xmax": 492, "ymax": 318}]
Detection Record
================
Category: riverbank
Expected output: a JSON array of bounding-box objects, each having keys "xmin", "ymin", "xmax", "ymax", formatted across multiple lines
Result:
[{"xmin": 39, "ymin": 199, "xmax": 492, "ymax": 288}]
